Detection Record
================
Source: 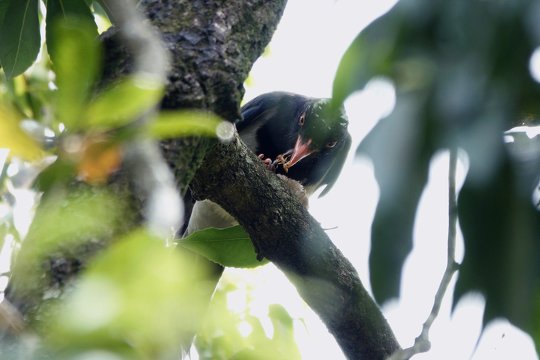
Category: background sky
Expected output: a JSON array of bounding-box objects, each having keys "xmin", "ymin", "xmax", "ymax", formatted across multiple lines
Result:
[{"xmin": 236, "ymin": 1, "xmax": 540, "ymax": 359}]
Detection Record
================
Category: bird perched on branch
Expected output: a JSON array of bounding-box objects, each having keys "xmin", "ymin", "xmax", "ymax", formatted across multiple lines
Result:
[{"xmin": 185, "ymin": 91, "xmax": 351, "ymax": 235}]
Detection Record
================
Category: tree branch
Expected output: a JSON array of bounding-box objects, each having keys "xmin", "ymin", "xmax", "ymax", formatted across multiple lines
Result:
[{"xmin": 191, "ymin": 134, "xmax": 401, "ymax": 360}]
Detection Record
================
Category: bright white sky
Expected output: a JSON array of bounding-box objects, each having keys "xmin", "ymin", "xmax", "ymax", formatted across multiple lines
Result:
[{"xmin": 237, "ymin": 1, "xmax": 540, "ymax": 359}]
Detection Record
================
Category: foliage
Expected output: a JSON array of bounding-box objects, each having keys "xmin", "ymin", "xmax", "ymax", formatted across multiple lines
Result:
[
  {"xmin": 43, "ymin": 230, "xmax": 215, "ymax": 359},
  {"xmin": 180, "ymin": 226, "xmax": 269, "ymax": 268},
  {"xmin": 196, "ymin": 282, "xmax": 301, "ymax": 360},
  {"xmin": 0, "ymin": 3, "xmax": 266, "ymax": 359},
  {"xmin": 334, "ymin": 0, "xmax": 540, "ymax": 353},
  {"xmin": 1, "ymin": 0, "xmax": 540, "ymax": 358}
]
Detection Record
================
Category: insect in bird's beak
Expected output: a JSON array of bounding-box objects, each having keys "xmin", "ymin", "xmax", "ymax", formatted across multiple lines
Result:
[{"xmin": 283, "ymin": 137, "xmax": 313, "ymax": 172}]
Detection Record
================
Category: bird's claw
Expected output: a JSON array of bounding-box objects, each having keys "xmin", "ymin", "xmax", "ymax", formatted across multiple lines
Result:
[
  {"xmin": 258, "ymin": 154, "xmax": 276, "ymax": 171},
  {"xmin": 275, "ymin": 153, "xmax": 292, "ymax": 173},
  {"xmin": 258, "ymin": 152, "xmax": 293, "ymax": 173}
]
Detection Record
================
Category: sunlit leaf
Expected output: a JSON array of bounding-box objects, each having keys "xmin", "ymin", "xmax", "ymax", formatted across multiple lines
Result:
[
  {"xmin": 47, "ymin": 7, "xmax": 99, "ymax": 130},
  {"xmin": 84, "ymin": 76, "xmax": 164, "ymax": 129},
  {"xmin": 179, "ymin": 226, "xmax": 268, "ymax": 268},
  {"xmin": 93, "ymin": 0, "xmax": 112, "ymax": 19},
  {"xmin": 148, "ymin": 111, "xmax": 222, "ymax": 139},
  {"xmin": 0, "ymin": 0, "xmax": 40, "ymax": 79},
  {"xmin": 46, "ymin": 230, "xmax": 214, "ymax": 358},
  {"xmin": 196, "ymin": 281, "xmax": 300, "ymax": 360},
  {"xmin": 90, "ymin": 1, "xmax": 112, "ymax": 33},
  {"xmin": 0, "ymin": 104, "xmax": 44, "ymax": 160},
  {"xmin": 267, "ymin": 304, "xmax": 300, "ymax": 359}
]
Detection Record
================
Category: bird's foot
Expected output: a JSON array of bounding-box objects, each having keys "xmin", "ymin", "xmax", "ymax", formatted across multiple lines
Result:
[
  {"xmin": 258, "ymin": 154, "xmax": 276, "ymax": 171},
  {"xmin": 275, "ymin": 153, "xmax": 292, "ymax": 172}
]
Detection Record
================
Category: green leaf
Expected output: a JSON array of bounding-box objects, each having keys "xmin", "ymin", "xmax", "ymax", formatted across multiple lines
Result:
[
  {"xmin": 360, "ymin": 93, "xmax": 432, "ymax": 304},
  {"xmin": 179, "ymin": 226, "xmax": 268, "ymax": 268},
  {"xmin": 456, "ymin": 148, "xmax": 540, "ymax": 346},
  {"xmin": 0, "ymin": 0, "xmax": 40, "ymax": 79},
  {"xmin": 45, "ymin": 0, "xmax": 98, "ymax": 65},
  {"xmin": 335, "ymin": 0, "xmax": 539, "ymax": 311},
  {"xmin": 0, "ymin": 104, "xmax": 44, "ymax": 160},
  {"xmin": 33, "ymin": 158, "xmax": 76, "ymax": 192},
  {"xmin": 49, "ymin": 18, "xmax": 101, "ymax": 130},
  {"xmin": 84, "ymin": 75, "xmax": 164, "ymax": 129},
  {"xmin": 12, "ymin": 187, "xmax": 127, "ymax": 290},
  {"xmin": 46, "ymin": 230, "xmax": 214, "ymax": 358},
  {"xmin": 93, "ymin": 0, "xmax": 112, "ymax": 18},
  {"xmin": 0, "ymin": 0, "xmax": 10, "ymax": 29},
  {"xmin": 148, "ymin": 110, "xmax": 222, "ymax": 139}
]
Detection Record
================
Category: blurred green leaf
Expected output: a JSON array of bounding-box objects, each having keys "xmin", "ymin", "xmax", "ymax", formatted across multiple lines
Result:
[
  {"xmin": 2, "ymin": 70, "xmax": 54, "ymax": 123},
  {"xmin": 359, "ymin": 93, "xmax": 432, "ymax": 304},
  {"xmin": 84, "ymin": 75, "xmax": 164, "ymax": 129},
  {"xmin": 196, "ymin": 281, "xmax": 300, "ymax": 360},
  {"xmin": 93, "ymin": 0, "xmax": 112, "ymax": 18},
  {"xmin": 0, "ymin": 0, "xmax": 40, "ymax": 79},
  {"xmin": 0, "ymin": 104, "xmax": 44, "ymax": 160},
  {"xmin": 33, "ymin": 158, "xmax": 76, "ymax": 192},
  {"xmin": 12, "ymin": 187, "xmax": 126, "ymax": 289},
  {"xmin": 456, "ymin": 149, "xmax": 540, "ymax": 347},
  {"xmin": 148, "ymin": 110, "xmax": 222, "ymax": 139},
  {"xmin": 45, "ymin": 0, "xmax": 98, "ymax": 65},
  {"xmin": 333, "ymin": 0, "xmax": 540, "ymax": 312},
  {"xmin": 46, "ymin": 229, "xmax": 213, "ymax": 359},
  {"xmin": 49, "ymin": 18, "xmax": 100, "ymax": 130},
  {"xmin": 0, "ymin": 0, "xmax": 10, "ymax": 32},
  {"xmin": 179, "ymin": 226, "xmax": 268, "ymax": 268}
]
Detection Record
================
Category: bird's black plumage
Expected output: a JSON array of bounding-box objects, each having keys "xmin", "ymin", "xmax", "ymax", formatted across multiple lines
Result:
[
  {"xmin": 183, "ymin": 91, "xmax": 351, "ymax": 236},
  {"xmin": 237, "ymin": 91, "xmax": 351, "ymax": 197}
]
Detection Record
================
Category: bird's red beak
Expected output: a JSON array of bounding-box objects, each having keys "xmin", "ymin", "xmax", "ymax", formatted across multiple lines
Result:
[{"xmin": 283, "ymin": 137, "xmax": 313, "ymax": 172}]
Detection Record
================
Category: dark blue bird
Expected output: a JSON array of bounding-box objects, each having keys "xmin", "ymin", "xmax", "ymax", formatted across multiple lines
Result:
[
  {"xmin": 185, "ymin": 91, "xmax": 351, "ymax": 234},
  {"xmin": 237, "ymin": 91, "xmax": 351, "ymax": 197}
]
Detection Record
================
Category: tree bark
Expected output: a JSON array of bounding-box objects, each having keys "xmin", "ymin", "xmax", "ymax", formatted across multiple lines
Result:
[{"xmin": 190, "ymin": 134, "xmax": 400, "ymax": 359}]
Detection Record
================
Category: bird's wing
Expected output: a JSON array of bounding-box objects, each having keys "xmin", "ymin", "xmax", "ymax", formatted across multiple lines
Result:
[
  {"xmin": 237, "ymin": 92, "xmax": 301, "ymax": 152},
  {"xmin": 318, "ymin": 131, "xmax": 352, "ymax": 197},
  {"xmin": 237, "ymin": 92, "xmax": 285, "ymax": 130},
  {"xmin": 237, "ymin": 94, "xmax": 279, "ymax": 150}
]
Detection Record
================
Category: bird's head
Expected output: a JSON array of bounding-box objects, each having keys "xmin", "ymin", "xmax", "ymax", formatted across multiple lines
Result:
[{"xmin": 284, "ymin": 99, "xmax": 349, "ymax": 172}]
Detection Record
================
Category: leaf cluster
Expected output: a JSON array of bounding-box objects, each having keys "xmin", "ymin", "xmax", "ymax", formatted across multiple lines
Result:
[{"xmin": 333, "ymin": 0, "xmax": 540, "ymax": 353}]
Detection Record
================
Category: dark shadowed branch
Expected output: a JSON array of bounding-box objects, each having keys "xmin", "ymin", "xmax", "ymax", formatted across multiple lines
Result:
[{"xmin": 190, "ymin": 133, "xmax": 401, "ymax": 359}]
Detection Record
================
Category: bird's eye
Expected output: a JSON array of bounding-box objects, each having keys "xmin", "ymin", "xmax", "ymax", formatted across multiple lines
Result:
[
  {"xmin": 299, "ymin": 113, "xmax": 306, "ymax": 126},
  {"xmin": 326, "ymin": 140, "xmax": 337, "ymax": 148}
]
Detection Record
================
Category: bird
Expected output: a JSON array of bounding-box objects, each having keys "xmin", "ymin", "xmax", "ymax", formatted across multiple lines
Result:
[
  {"xmin": 237, "ymin": 91, "xmax": 352, "ymax": 196},
  {"xmin": 184, "ymin": 91, "xmax": 352, "ymax": 235}
]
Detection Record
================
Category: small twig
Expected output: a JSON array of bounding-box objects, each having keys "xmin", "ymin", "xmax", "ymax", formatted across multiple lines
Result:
[
  {"xmin": 388, "ymin": 148, "xmax": 460, "ymax": 360},
  {"xmin": 102, "ymin": 0, "xmax": 182, "ymax": 238}
]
